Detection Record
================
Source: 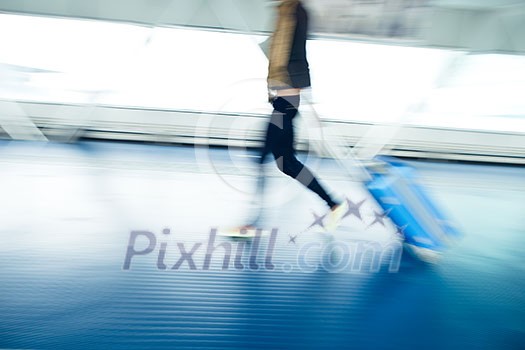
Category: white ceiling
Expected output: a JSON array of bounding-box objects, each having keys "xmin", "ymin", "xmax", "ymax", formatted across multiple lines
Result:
[
  {"xmin": 0, "ymin": 0, "xmax": 523, "ymax": 52},
  {"xmin": 0, "ymin": 0, "xmax": 274, "ymax": 31}
]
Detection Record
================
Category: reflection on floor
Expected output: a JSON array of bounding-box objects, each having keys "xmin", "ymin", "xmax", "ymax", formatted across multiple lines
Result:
[{"xmin": 1, "ymin": 140, "xmax": 524, "ymax": 349}]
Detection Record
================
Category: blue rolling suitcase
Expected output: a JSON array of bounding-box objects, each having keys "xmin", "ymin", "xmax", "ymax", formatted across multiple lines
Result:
[
  {"xmin": 303, "ymin": 98, "xmax": 462, "ymax": 262},
  {"xmin": 366, "ymin": 157, "xmax": 461, "ymax": 261}
]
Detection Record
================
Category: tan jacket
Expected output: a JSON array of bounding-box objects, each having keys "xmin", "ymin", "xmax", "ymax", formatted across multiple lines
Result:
[{"xmin": 267, "ymin": 0, "xmax": 300, "ymax": 90}]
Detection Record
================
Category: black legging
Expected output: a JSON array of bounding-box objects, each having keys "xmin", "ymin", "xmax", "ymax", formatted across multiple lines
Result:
[{"xmin": 256, "ymin": 95, "xmax": 337, "ymax": 209}]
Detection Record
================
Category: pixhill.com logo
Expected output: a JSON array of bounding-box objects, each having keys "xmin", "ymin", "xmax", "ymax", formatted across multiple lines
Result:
[{"xmin": 123, "ymin": 226, "xmax": 403, "ymax": 274}]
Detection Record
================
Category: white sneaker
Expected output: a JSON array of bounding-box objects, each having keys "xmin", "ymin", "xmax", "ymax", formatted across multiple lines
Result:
[{"xmin": 324, "ymin": 200, "xmax": 348, "ymax": 232}]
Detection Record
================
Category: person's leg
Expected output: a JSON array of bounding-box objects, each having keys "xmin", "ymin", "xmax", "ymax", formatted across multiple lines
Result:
[
  {"xmin": 270, "ymin": 95, "xmax": 339, "ymax": 209},
  {"xmin": 243, "ymin": 101, "xmax": 283, "ymax": 227},
  {"xmin": 244, "ymin": 122, "xmax": 273, "ymax": 227},
  {"xmin": 254, "ymin": 115, "xmax": 274, "ymax": 198}
]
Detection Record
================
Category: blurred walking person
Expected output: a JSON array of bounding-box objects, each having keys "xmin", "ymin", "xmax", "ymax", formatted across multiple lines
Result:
[{"xmin": 229, "ymin": 0, "xmax": 346, "ymax": 235}]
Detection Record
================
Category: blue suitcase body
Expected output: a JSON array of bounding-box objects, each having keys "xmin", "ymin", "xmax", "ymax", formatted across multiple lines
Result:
[{"xmin": 366, "ymin": 157, "xmax": 461, "ymax": 257}]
